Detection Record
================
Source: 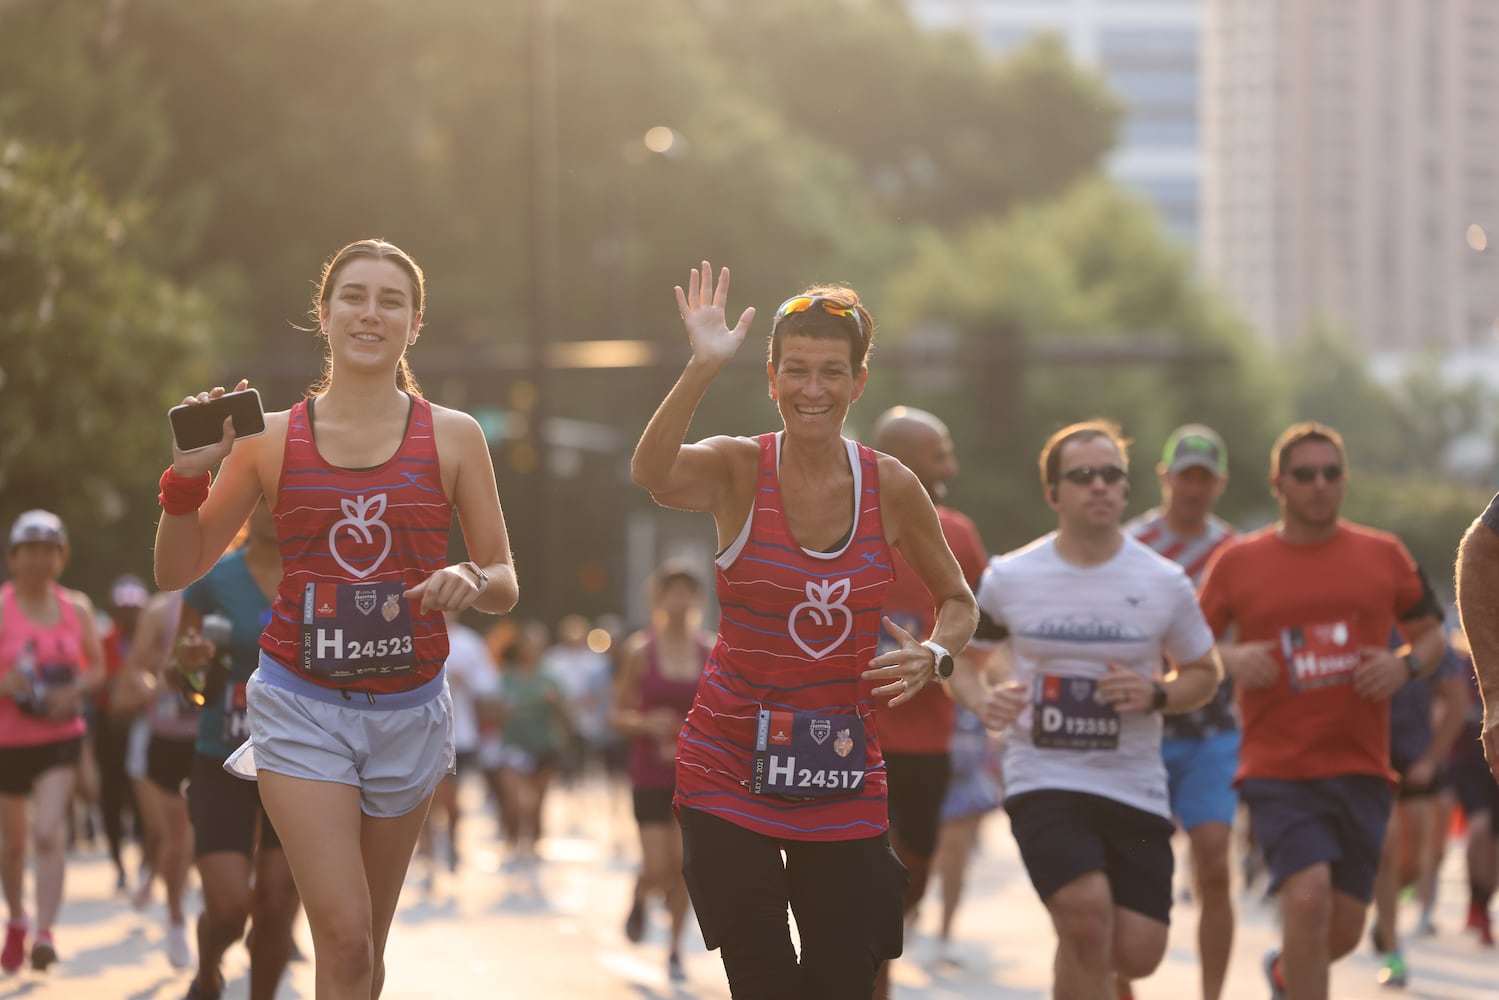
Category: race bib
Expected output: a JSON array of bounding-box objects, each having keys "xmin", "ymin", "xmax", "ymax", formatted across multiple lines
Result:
[
  {"xmin": 1281, "ymin": 619, "xmax": 1359, "ymax": 692},
  {"xmin": 221, "ymin": 682, "xmax": 250, "ymax": 746},
  {"xmin": 751, "ymin": 707, "xmax": 867, "ymax": 798},
  {"xmin": 1033, "ymin": 674, "xmax": 1120, "ymax": 750},
  {"xmin": 300, "ymin": 580, "xmax": 414, "ymax": 680}
]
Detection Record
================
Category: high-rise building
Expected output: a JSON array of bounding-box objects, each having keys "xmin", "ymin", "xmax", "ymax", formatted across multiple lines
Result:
[
  {"xmin": 910, "ymin": 0, "xmax": 1203, "ymax": 248},
  {"xmin": 1202, "ymin": 0, "xmax": 1499, "ymax": 349}
]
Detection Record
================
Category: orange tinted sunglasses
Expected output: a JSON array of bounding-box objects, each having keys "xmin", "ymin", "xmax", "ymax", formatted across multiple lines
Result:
[{"xmin": 773, "ymin": 295, "xmax": 866, "ymax": 343}]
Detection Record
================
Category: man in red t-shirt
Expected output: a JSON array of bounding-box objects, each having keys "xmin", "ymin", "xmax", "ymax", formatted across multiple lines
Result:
[
  {"xmin": 868, "ymin": 407, "xmax": 986, "ymax": 999},
  {"xmin": 1197, "ymin": 422, "xmax": 1445, "ymax": 1000}
]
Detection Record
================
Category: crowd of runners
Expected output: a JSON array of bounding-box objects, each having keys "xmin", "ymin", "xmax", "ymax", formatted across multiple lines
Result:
[{"xmin": 2, "ymin": 245, "xmax": 1498, "ymax": 1000}]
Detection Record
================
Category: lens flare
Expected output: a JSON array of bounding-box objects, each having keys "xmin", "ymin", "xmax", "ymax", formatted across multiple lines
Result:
[{"xmin": 644, "ymin": 126, "xmax": 676, "ymax": 155}]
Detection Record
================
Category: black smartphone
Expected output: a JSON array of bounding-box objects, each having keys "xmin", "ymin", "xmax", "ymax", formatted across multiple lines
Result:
[{"xmin": 168, "ymin": 388, "xmax": 267, "ymax": 452}]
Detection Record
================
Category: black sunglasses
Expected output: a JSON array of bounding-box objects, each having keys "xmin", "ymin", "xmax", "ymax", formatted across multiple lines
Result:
[
  {"xmin": 1059, "ymin": 464, "xmax": 1127, "ymax": 487},
  {"xmin": 1287, "ymin": 464, "xmax": 1343, "ymax": 484}
]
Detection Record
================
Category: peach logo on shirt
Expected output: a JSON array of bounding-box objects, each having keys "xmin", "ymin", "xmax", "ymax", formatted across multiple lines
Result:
[
  {"xmin": 329, "ymin": 494, "xmax": 392, "ymax": 580},
  {"xmin": 788, "ymin": 578, "xmax": 853, "ymax": 660}
]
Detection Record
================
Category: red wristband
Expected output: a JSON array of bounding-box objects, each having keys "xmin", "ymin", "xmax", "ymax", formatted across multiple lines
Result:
[{"xmin": 158, "ymin": 466, "xmax": 212, "ymax": 516}]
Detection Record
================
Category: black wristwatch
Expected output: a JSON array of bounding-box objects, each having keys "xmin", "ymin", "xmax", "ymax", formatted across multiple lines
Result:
[
  {"xmin": 1403, "ymin": 651, "xmax": 1422, "ymax": 680},
  {"xmin": 921, "ymin": 641, "xmax": 955, "ymax": 684},
  {"xmin": 1150, "ymin": 681, "xmax": 1169, "ymax": 713}
]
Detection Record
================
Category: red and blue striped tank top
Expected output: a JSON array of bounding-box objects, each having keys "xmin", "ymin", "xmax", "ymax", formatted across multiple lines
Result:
[
  {"xmin": 674, "ymin": 432, "xmax": 895, "ymax": 841},
  {"xmin": 259, "ymin": 395, "xmax": 451, "ymax": 694}
]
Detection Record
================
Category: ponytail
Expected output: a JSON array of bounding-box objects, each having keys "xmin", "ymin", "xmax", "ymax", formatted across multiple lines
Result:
[{"xmin": 396, "ymin": 355, "xmax": 421, "ymax": 396}]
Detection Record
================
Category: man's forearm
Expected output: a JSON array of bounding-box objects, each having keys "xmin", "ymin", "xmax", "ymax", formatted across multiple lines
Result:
[
  {"xmin": 1425, "ymin": 676, "xmax": 1470, "ymax": 765},
  {"xmin": 1163, "ymin": 654, "xmax": 1221, "ymax": 714},
  {"xmin": 1457, "ymin": 519, "xmax": 1499, "ymax": 713},
  {"xmin": 949, "ymin": 646, "xmax": 995, "ymax": 716}
]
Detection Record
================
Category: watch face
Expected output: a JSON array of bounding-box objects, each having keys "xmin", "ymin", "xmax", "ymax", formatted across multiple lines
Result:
[{"xmin": 936, "ymin": 653, "xmax": 954, "ymax": 679}]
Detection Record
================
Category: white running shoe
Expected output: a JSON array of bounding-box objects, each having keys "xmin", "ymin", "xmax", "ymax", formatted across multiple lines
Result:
[{"xmin": 165, "ymin": 921, "xmax": 193, "ymax": 970}]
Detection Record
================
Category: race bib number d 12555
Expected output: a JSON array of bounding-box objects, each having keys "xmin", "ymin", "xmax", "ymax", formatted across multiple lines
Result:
[
  {"xmin": 300, "ymin": 580, "xmax": 415, "ymax": 681},
  {"xmin": 1033, "ymin": 674, "xmax": 1120, "ymax": 751},
  {"xmin": 751, "ymin": 707, "xmax": 867, "ymax": 799}
]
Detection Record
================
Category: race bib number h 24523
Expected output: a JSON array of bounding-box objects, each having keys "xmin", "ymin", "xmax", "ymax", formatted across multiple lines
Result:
[{"xmin": 300, "ymin": 580, "xmax": 415, "ymax": 681}]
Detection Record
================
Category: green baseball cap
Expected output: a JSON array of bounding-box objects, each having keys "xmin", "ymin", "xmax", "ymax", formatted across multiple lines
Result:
[{"xmin": 1161, "ymin": 424, "xmax": 1228, "ymax": 476}]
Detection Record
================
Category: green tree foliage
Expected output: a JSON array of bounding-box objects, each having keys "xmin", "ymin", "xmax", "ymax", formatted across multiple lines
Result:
[
  {"xmin": 877, "ymin": 179, "xmax": 1289, "ymax": 550},
  {"xmin": 1, "ymin": 0, "xmax": 1121, "ymax": 357},
  {"xmin": 705, "ymin": 3, "xmax": 1120, "ymax": 228},
  {"xmin": 0, "ymin": 141, "xmax": 219, "ymax": 587},
  {"xmin": 0, "ymin": 0, "xmax": 1125, "ymax": 612},
  {"xmin": 1341, "ymin": 475, "xmax": 1485, "ymax": 604},
  {"xmin": 0, "ymin": 2, "xmax": 173, "ymax": 203},
  {"xmin": 1282, "ymin": 323, "xmax": 1407, "ymax": 472}
]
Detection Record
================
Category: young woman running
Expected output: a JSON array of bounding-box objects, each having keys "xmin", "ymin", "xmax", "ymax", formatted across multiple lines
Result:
[
  {"xmin": 155, "ymin": 238, "xmax": 518, "ymax": 999},
  {"xmin": 612, "ymin": 561, "xmax": 712, "ymax": 981}
]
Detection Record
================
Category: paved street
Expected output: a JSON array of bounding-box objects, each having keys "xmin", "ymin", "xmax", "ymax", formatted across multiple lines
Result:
[{"xmin": 0, "ymin": 779, "xmax": 1494, "ymax": 999}]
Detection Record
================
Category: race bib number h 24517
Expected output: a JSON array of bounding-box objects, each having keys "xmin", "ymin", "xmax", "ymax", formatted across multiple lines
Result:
[{"xmin": 751, "ymin": 707, "xmax": 868, "ymax": 798}]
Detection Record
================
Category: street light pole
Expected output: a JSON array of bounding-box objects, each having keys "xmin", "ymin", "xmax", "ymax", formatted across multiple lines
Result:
[{"xmin": 527, "ymin": 0, "xmax": 559, "ymax": 622}]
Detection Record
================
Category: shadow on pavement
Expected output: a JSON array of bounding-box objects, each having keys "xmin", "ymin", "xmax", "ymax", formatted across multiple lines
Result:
[{"xmin": 0, "ymin": 979, "xmax": 44, "ymax": 1000}]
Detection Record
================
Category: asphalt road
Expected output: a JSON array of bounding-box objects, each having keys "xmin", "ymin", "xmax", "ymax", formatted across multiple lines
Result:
[{"xmin": 0, "ymin": 778, "xmax": 1493, "ymax": 999}]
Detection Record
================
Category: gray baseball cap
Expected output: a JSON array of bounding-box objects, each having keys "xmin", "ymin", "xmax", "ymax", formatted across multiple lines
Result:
[{"xmin": 1161, "ymin": 424, "xmax": 1228, "ymax": 476}]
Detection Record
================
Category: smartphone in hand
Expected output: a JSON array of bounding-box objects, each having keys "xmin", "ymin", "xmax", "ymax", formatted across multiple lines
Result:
[{"xmin": 168, "ymin": 388, "xmax": 266, "ymax": 452}]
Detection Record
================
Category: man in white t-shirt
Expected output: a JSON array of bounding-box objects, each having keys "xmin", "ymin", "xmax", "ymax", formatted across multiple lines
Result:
[
  {"xmin": 423, "ymin": 615, "xmax": 499, "ymax": 875},
  {"xmin": 960, "ymin": 419, "xmax": 1222, "ymax": 999},
  {"xmin": 544, "ymin": 615, "xmax": 616, "ymax": 778}
]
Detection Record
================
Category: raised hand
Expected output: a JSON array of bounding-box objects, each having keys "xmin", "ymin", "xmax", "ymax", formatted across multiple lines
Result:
[
  {"xmin": 170, "ymin": 379, "xmax": 250, "ymax": 477},
  {"xmin": 675, "ymin": 261, "xmax": 755, "ymax": 370}
]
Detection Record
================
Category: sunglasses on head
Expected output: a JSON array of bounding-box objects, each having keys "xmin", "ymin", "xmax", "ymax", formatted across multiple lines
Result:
[
  {"xmin": 1287, "ymin": 464, "xmax": 1343, "ymax": 484},
  {"xmin": 773, "ymin": 295, "xmax": 866, "ymax": 343},
  {"xmin": 1059, "ymin": 464, "xmax": 1128, "ymax": 487}
]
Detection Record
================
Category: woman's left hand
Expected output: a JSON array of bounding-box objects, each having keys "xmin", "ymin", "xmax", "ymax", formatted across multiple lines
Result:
[
  {"xmin": 404, "ymin": 565, "xmax": 482, "ymax": 614},
  {"xmin": 862, "ymin": 616, "xmax": 936, "ymax": 708}
]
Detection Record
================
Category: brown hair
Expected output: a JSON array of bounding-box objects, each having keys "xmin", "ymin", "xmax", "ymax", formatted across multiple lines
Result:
[
  {"xmin": 305, "ymin": 239, "xmax": 425, "ymax": 397},
  {"xmin": 1038, "ymin": 418, "xmax": 1131, "ymax": 490},
  {"xmin": 1270, "ymin": 421, "xmax": 1347, "ymax": 479},
  {"xmin": 767, "ymin": 284, "xmax": 875, "ymax": 370},
  {"xmin": 650, "ymin": 558, "xmax": 705, "ymax": 598}
]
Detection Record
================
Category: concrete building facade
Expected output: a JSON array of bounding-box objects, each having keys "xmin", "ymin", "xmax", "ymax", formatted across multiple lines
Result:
[{"xmin": 1202, "ymin": 0, "xmax": 1499, "ymax": 349}]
